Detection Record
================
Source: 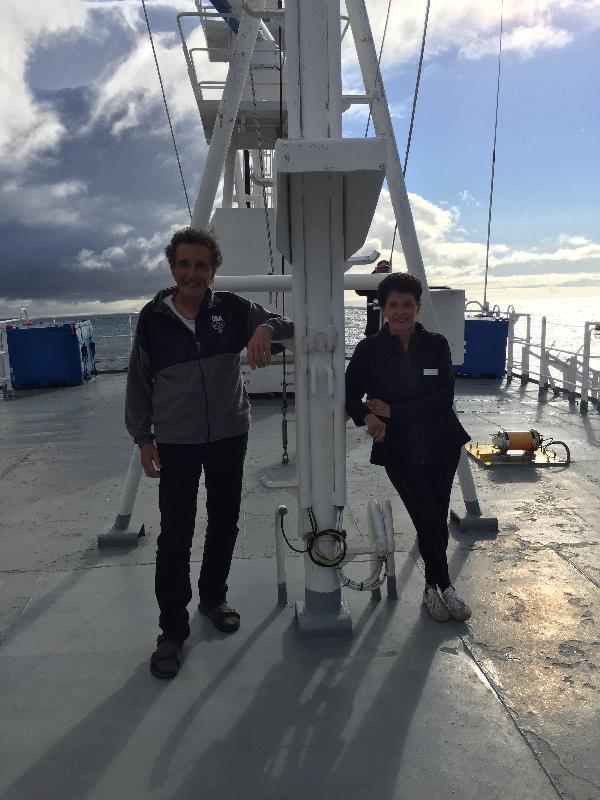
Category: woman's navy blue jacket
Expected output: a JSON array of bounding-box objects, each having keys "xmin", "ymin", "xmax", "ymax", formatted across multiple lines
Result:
[{"xmin": 345, "ymin": 322, "xmax": 470, "ymax": 466}]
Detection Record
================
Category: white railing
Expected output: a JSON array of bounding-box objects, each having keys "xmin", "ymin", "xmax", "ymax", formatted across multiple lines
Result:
[
  {"xmin": 507, "ymin": 313, "xmax": 600, "ymax": 411},
  {"xmin": 0, "ymin": 319, "xmax": 19, "ymax": 398}
]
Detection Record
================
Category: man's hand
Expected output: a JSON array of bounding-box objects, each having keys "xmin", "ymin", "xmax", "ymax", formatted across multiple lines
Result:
[
  {"xmin": 365, "ymin": 412, "xmax": 386, "ymax": 443},
  {"xmin": 247, "ymin": 325, "xmax": 272, "ymax": 369},
  {"xmin": 140, "ymin": 443, "xmax": 161, "ymax": 478},
  {"xmin": 365, "ymin": 398, "xmax": 391, "ymax": 418}
]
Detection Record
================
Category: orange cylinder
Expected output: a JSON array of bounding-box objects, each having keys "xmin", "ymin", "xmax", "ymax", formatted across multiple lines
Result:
[{"xmin": 507, "ymin": 431, "xmax": 536, "ymax": 451}]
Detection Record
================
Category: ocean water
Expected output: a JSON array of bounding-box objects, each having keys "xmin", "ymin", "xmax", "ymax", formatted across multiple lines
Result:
[{"xmin": 35, "ymin": 296, "xmax": 599, "ymax": 373}]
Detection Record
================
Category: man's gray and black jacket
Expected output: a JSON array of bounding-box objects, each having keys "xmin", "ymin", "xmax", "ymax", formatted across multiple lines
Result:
[
  {"xmin": 345, "ymin": 322, "xmax": 470, "ymax": 466},
  {"xmin": 126, "ymin": 287, "xmax": 293, "ymax": 445}
]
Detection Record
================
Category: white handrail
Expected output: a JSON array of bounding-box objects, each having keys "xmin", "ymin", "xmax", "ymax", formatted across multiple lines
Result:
[
  {"xmin": 0, "ymin": 320, "xmax": 18, "ymax": 398},
  {"xmin": 506, "ymin": 314, "xmax": 600, "ymax": 411}
]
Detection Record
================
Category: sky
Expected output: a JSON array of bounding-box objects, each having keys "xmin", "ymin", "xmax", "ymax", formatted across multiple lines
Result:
[{"xmin": 0, "ymin": 0, "xmax": 599, "ymax": 317}]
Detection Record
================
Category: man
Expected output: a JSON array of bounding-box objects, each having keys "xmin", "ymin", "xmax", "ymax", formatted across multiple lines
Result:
[
  {"xmin": 126, "ymin": 227, "xmax": 293, "ymax": 679},
  {"xmin": 355, "ymin": 259, "xmax": 391, "ymax": 336}
]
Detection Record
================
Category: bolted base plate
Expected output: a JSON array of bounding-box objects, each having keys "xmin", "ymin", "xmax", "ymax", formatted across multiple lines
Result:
[
  {"xmin": 97, "ymin": 523, "xmax": 145, "ymax": 549},
  {"xmin": 450, "ymin": 509, "xmax": 498, "ymax": 533},
  {"xmin": 295, "ymin": 599, "xmax": 352, "ymax": 639}
]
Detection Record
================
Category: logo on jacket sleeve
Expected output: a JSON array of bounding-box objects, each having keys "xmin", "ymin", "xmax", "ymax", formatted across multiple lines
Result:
[{"xmin": 211, "ymin": 314, "xmax": 225, "ymax": 334}]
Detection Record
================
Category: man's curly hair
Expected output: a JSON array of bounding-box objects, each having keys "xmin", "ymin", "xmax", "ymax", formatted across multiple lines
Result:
[{"xmin": 165, "ymin": 228, "xmax": 223, "ymax": 270}]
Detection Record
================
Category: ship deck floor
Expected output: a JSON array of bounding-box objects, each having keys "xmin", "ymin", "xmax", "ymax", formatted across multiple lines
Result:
[{"xmin": 0, "ymin": 374, "xmax": 599, "ymax": 800}]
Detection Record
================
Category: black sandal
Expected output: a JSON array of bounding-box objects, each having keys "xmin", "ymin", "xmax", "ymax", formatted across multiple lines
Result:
[
  {"xmin": 150, "ymin": 638, "xmax": 181, "ymax": 679},
  {"xmin": 198, "ymin": 602, "xmax": 240, "ymax": 633}
]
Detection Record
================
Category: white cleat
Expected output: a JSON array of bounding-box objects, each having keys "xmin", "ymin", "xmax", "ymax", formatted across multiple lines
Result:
[
  {"xmin": 422, "ymin": 586, "xmax": 450, "ymax": 622},
  {"xmin": 441, "ymin": 586, "xmax": 472, "ymax": 622}
]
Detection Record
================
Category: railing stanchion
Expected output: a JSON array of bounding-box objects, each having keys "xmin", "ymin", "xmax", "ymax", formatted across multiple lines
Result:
[
  {"xmin": 580, "ymin": 322, "xmax": 592, "ymax": 412},
  {"xmin": 538, "ymin": 316, "xmax": 548, "ymax": 396},
  {"xmin": 521, "ymin": 314, "xmax": 530, "ymax": 384},
  {"xmin": 506, "ymin": 312, "xmax": 515, "ymax": 382}
]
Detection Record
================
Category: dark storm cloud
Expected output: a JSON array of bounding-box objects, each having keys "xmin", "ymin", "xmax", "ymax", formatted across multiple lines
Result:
[{"xmin": 0, "ymin": 79, "xmax": 204, "ymax": 308}]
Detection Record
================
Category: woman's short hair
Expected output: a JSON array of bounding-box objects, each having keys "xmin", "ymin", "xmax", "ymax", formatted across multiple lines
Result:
[
  {"xmin": 165, "ymin": 227, "xmax": 223, "ymax": 270},
  {"xmin": 377, "ymin": 272, "xmax": 422, "ymax": 306}
]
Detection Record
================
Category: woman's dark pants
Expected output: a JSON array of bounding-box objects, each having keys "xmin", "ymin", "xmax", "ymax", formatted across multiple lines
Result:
[
  {"xmin": 385, "ymin": 448, "xmax": 461, "ymax": 590},
  {"xmin": 155, "ymin": 433, "xmax": 248, "ymax": 645}
]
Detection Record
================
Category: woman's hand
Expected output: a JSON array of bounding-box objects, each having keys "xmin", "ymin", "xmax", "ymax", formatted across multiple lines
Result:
[
  {"xmin": 365, "ymin": 412, "xmax": 386, "ymax": 443},
  {"xmin": 365, "ymin": 399, "xmax": 391, "ymax": 419}
]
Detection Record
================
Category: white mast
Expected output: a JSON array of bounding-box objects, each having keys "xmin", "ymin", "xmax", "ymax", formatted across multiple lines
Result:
[{"xmin": 276, "ymin": 0, "xmax": 385, "ymax": 635}]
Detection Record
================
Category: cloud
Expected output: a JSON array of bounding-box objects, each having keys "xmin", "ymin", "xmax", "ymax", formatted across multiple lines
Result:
[
  {"xmin": 341, "ymin": 0, "xmax": 598, "ymax": 74},
  {"xmin": 0, "ymin": 1, "xmax": 91, "ymax": 168},
  {"xmin": 0, "ymin": 177, "xmax": 87, "ymax": 227},
  {"xmin": 348, "ymin": 188, "xmax": 600, "ymax": 300}
]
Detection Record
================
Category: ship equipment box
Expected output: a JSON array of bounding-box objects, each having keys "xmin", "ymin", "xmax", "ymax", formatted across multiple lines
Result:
[
  {"xmin": 454, "ymin": 316, "xmax": 509, "ymax": 379},
  {"xmin": 7, "ymin": 321, "xmax": 96, "ymax": 389}
]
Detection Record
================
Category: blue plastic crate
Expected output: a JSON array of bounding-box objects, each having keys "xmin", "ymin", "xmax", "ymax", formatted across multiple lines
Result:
[
  {"xmin": 7, "ymin": 321, "xmax": 96, "ymax": 389},
  {"xmin": 454, "ymin": 317, "xmax": 509, "ymax": 379}
]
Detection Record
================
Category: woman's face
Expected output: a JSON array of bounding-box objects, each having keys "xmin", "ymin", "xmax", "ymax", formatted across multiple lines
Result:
[{"xmin": 381, "ymin": 290, "xmax": 420, "ymax": 337}]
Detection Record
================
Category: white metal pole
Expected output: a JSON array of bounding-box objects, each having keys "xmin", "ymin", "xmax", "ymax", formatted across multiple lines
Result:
[
  {"xmin": 455, "ymin": 448, "xmax": 481, "ymax": 517},
  {"xmin": 234, "ymin": 150, "xmax": 245, "ymax": 206},
  {"xmin": 506, "ymin": 313, "xmax": 515, "ymax": 379},
  {"xmin": 567, "ymin": 355, "xmax": 578, "ymax": 402},
  {"xmin": 581, "ymin": 322, "xmax": 592, "ymax": 410},
  {"xmin": 539, "ymin": 315, "xmax": 548, "ymax": 395},
  {"xmin": 274, "ymin": 505, "xmax": 288, "ymax": 605},
  {"xmin": 521, "ymin": 314, "xmax": 530, "ymax": 383},
  {"xmin": 191, "ymin": 1, "xmax": 266, "ymax": 228},
  {"xmin": 591, "ymin": 369, "xmax": 600, "ymax": 405},
  {"xmin": 346, "ymin": 0, "xmax": 436, "ymax": 329},
  {"xmin": 284, "ymin": 0, "xmax": 351, "ymax": 635},
  {"xmin": 98, "ymin": 446, "xmax": 145, "ymax": 547},
  {"xmin": 251, "ymin": 150, "xmax": 264, "ymax": 206},
  {"xmin": 222, "ymin": 149, "xmax": 236, "ymax": 208}
]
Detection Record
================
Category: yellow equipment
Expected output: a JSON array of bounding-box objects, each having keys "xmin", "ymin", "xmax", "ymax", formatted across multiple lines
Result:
[{"xmin": 467, "ymin": 429, "xmax": 570, "ymax": 468}]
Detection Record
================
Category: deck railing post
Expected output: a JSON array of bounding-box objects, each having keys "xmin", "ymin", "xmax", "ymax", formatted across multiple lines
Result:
[
  {"xmin": 580, "ymin": 322, "xmax": 596, "ymax": 412},
  {"xmin": 0, "ymin": 321, "xmax": 16, "ymax": 399},
  {"xmin": 591, "ymin": 370, "xmax": 600, "ymax": 410},
  {"xmin": 567, "ymin": 355, "xmax": 578, "ymax": 403},
  {"xmin": 538, "ymin": 316, "xmax": 548, "ymax": 396},
  {"xmin": 506, "ymin": 312, "xmax": 515, "ymax": 381},
  {"xmin": 521, "ymin": 314, "xmax": 530, "ymax": 384}
]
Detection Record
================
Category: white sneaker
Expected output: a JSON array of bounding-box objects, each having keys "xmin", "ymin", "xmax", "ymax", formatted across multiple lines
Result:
[
  {"xmin": 422, "ymin": 586, "xmax": 450, "ymax": 622},
  {"xmin": 441, "ymin": 586, "xmax": 472, "ymax": 621}
]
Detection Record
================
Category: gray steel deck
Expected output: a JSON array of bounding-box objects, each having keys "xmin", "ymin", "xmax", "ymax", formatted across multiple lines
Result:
[{"xmin": 1, "ymin": 374, "xmax": 599, "ymax": 799}]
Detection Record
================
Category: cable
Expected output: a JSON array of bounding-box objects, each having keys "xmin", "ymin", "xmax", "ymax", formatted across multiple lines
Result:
[
  {"xmin": 140, "ymin": 0, "xmax": 192, "ymax": 221},
  {"xmin": 389, "ymin": 0, "xmax": 431, "ymax": 268},
  {"xmin": 483, "ymin": 0, "xmax": 505, "ymax": 307},
  {"xmin": 248, "ymin": 66, "xmax": 275, "ymax": 281},
  {"xmin": 364, "ymin": 0, "xmax": 393, "ymax": 138},
  {"xmin": 403, "ymin": 0, "xmax": 431, "ymax": 175}
]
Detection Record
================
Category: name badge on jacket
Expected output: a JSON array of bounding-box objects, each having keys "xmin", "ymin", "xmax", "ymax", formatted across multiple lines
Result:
[{"xmin": 423, "ymin": 368, "xmax": 438, "ymax": 376}]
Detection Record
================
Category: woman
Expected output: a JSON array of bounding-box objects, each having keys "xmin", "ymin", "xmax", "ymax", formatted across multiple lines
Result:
[{"xmin": 345, "ymin": 272, "xmax": 472, "ymax": 622}]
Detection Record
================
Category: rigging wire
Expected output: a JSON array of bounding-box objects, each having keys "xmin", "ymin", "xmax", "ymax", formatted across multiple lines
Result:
[
  {"xmin": 483, "ymin": 0, "xmax": 505, "ymax": 307},
  {"xmin": 389, "ymin": 0, "xmax": 431, "ymax": 266},
  {"xmin": 140, "ymin": 0, "xmax": 192, "ymax": 221},
  {"xmin": 277, "ymin": 1, "xmax": 290, "ymax": 465},
  {"xmin": 364, "ymin": 0, "xmax": 394, "ymax": 138}
]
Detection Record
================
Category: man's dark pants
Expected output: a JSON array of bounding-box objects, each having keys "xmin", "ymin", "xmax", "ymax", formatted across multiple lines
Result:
[
  {"xmin": 155, "ymin": 433, "xmax": 248, "ymax": 645},
  {"xmin": 385, "ymin": 448, "xmax": 461, "ymax": 590}
]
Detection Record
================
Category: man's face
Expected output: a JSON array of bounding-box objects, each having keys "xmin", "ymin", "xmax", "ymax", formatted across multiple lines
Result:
[{"xmin": 170, "ymin": 243, "xmax": 215, "ymax": 304}]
